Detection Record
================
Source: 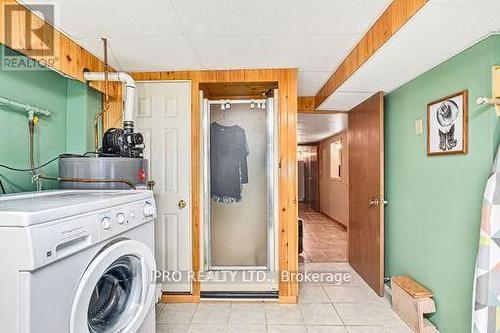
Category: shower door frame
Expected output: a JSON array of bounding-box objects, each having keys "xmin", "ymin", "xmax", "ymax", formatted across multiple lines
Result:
[{"xmin": 202, "ymin": 95, "xmax": 279, "ymax": 274}]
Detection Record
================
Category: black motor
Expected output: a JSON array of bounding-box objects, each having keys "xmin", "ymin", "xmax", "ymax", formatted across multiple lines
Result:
[{"xmin": 101, "ymin": 127, "xmax": 144, "ymax": 158}]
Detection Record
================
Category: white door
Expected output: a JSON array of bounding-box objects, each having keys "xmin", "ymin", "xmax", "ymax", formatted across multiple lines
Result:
[{"xmin": 135, "ymin": 81, "xmax": 192, "ymax": 292}]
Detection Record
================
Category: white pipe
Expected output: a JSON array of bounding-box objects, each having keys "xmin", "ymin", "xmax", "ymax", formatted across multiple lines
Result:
[
  {"xmin": 83, "ymin": 72, "xmax": 136, "ymax": 123},
  {"xmin": 0, "ymin": 96, "xmax": 52, "ymax": 117}
]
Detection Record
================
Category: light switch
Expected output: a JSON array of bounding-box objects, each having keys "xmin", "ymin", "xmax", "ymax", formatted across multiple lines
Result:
[{"xmin": 415, "ymin": 118, "xmax": 423, "ymax": 135}]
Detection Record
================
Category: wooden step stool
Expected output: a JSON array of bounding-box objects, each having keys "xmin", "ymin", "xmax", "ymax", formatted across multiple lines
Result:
[{"xmin": 391, "ymin": 276, "xmax": 439, "ymax": 333}]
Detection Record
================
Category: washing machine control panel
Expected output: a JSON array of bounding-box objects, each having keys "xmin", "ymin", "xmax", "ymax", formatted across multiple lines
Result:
[
  {"xmin": 101, "ymin": 216, "xmax": 111, "ymax": 230},
  {"xmin": 22, "ymin": 193, "xmax": 156, "ymax": 269},
  {"xmin": 143, "ymin": 203, "xmax": 155, "ymax": 217},
  {"xmin": 97, "ymin": 199, "xmax": 156, "ymax": 239}
]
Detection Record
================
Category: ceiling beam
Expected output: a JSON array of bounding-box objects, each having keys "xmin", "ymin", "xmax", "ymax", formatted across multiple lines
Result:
[
  {"xmin": 298, "ymin": 96, "xmax": 316, "ymax": 112},
  {"xmin": 315, "ymin": 0, "xmax": 428, "ymax": 108},
  {"xmin": 298, "ymin": 96, "xmax": 345, "ymax": 113}
]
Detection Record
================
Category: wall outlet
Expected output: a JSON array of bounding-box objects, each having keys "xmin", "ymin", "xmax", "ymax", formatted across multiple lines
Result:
[{"xmin": 415, "ymin": 118, "xmax": 423, "ymax": 135}]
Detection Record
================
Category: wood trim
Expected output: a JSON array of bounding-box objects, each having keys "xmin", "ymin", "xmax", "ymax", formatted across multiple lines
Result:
[
  {"xmin": 426, "ymin": 89, "xmax": 469, "ymax": 156},
  {"xmin": 161, "ymin": 294, "xmax": 201, "ymax": 304},
  {"xmin": 298, "ymin": 96, "xmax": 345, "ymax": 114},
  {"xmin": 0, "ymin": 0, "xmax": 119, "ymax": 97},
  {"xmin": 279, "ymin": 295, "xmax": 298, "ymax": 304},
  {"xmin": 298, "ymin": 96, "xmax": 316, "ymax": 112},
  {"xmin": 299, "ymin": 110, "xmax": 346, "ymax": 115},
  {"xmin": 0, "ymin": 1, "xmax": 123, "ymax": 130},
  {"xmin": 131, "ymin": 69, "xmax": 298, "ymax": 303},
  {"xmin": 315, "ymin": 0, "xmax": 428, "ymax": 107}
]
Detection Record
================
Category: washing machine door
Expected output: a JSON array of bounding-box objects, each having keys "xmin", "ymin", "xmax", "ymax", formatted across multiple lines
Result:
[{"xmin": 70, "ymin": 240, "xmax": 156, "ymax": 333}]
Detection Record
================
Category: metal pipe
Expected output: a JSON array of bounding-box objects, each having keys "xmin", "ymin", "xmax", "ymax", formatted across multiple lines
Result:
[
  {"xmin": 37, "ymin": 174, "xmax": 137, "ymax": 190},
  {"xmin": 0, "ymin": 96, "xmax": 52, "ymax": 117},
  {"xmin": 84, "ymin": 72, "xmax": 136, "ymax": 123},
  {"xmin": 28, "ymin": 119, "xmax": 42, "ymax": 191},
  {"xmin": 93, "ymin": 38, "xmax": 111, "ymax": 152},
  {"xmin": 208, "ymin": 99, "xmax": 267, "ymax": 105}
]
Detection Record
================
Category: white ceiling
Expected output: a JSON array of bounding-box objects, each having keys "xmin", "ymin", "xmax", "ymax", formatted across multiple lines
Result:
[
  {"xmin": 318, "ymin": 0, "xmax": 500, "ymax": 110},
  {"xmin": 27, "ymin": 0, "xmax": 392, "ymax": 95},
  {"xmin": 297, "ymin": 113, "xmax": 347, "ymax": 144}
]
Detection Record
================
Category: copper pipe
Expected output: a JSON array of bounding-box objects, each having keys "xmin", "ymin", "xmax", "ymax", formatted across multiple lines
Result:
[
  {"xmin": 28, "ymin": 119, "xmax": 35, "ymax": 177},
  {"xmin": 38, "ymin": 175, "xmax": 136, "ymax": 190},
  {"xmin": 94, "ymin": 37, "xmax": 110, "ymax": 153},
  {"xmin": 27, "ymin": 114, "xmax": 136, "ymax": 190}
]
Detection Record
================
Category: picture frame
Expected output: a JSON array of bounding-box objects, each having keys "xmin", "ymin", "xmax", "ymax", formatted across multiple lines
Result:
[{"xmin": 427, "ymin": 90, "xmax": 468, "ymax": 156}]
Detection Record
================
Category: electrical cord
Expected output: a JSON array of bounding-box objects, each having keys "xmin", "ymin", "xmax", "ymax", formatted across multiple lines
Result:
[
  {"xmin": 1, "ymin": 122, "xmax": 136, "ymax": 191},
  {"xmin": 0, "ymin": 178, "xmax": 6, "ymax": 194},
  {"xmin": 0, "ymin": 155, "xmax": 63, "ymax": 172}
]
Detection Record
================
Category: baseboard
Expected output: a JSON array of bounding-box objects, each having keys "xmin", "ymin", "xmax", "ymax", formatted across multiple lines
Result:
[
  {"xmin": 279, "ymin": 295, "xmax": 298, "ymax": 304},
  {"xmin": 161, "ymin": 293, "xmax": 200, "ymax": 303},
  {"xmin": 384, "ymin": 283, "xmax": 393, "ymax": 305}
]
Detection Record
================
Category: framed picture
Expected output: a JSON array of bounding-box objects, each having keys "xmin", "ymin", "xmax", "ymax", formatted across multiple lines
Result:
[{"xmin": 427, "ymin": 90, "xmax": 468, "ymax": 156}]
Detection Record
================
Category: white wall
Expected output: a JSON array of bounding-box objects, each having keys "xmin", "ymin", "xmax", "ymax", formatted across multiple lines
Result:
[{"xmin": 319, "ymin": 131, "xmax": 349, "ymax": 227}]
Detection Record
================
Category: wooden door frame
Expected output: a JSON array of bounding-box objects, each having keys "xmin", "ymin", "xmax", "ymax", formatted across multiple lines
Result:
[{"xmin": 130, "ymin": 69, "xmax": 299, "ymax": 304}]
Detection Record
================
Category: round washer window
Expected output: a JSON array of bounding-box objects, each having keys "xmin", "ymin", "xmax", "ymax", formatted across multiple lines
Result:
[{"xmin": 87, "ymin": 255, "xmax": 143, "ymax": 333}]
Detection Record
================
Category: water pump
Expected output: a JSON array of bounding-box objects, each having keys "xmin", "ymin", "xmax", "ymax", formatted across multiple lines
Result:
[{"xmin": 101, "ymin": 123, "xmax": 144, "ymax": 158}]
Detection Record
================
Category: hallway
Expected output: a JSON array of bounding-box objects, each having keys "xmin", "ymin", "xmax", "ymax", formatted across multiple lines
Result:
[{"xmin": 299, "ymin": 204, "xmax": 347, "ymax": 263}]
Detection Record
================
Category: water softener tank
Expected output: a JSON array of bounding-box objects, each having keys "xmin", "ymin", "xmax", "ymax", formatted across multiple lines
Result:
[{"xmin": 59, "ymin": 157, "xmax": 148, "ymax": 190}]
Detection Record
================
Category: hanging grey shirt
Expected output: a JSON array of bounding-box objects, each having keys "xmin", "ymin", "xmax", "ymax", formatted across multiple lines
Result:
[{"xmin": 210, "ymin": 122, "xmax": 249, "ymax": 203}]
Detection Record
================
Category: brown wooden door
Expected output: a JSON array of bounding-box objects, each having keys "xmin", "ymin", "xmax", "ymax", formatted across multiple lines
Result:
[{"xmin": 348, "ymin": 92, "xmax": 385, "ymax": 296}]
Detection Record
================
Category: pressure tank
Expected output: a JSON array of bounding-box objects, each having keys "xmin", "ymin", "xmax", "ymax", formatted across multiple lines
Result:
[{"xmin": 58, "ymin": 157, "xmax": 148, "ymax": 190}]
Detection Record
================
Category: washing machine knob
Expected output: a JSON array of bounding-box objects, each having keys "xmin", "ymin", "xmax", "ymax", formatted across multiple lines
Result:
[
  {"xmin": 116, "ymin": 213, "xmax": 125, "ymax": 224},
  {"xmin": 143, "ymin": 203, "xmax": 155, "ymax": 217},
  {"xmin": 101, "ymin": 217, "xmax": 111, "ymax": 230}
]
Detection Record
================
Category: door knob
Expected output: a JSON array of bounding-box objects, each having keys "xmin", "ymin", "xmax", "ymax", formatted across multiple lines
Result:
[
  {"xmin": 368, "ymin": 198, "xmax": 380, "ymax": 207},
  {"xmin": 178, "ymin": 200, "xmax": 188, "ymax": 209}
]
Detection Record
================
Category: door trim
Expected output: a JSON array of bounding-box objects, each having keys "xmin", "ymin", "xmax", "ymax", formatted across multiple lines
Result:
[{"xmin": 130, "ymin": 69, "xmax": 299, "ymax": 303}]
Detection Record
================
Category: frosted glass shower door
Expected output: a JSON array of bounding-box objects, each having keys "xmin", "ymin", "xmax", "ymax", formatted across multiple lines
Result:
[{"xmin": 203, "ymin": 97, "xmax": 278, "ymax": 272}]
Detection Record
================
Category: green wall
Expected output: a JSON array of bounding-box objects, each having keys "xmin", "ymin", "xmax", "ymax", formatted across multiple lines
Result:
[
  {"xmin": 0, "ymin": 45, "xmax": 101, "ymax": 193},
  {"xmin": 385, "ymin": 35, "xmax": 500, "ymax": 332}
]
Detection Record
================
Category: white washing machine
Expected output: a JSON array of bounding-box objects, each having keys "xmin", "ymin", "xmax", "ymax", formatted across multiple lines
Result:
[{"xmin": 0, "ymin": 190, "xmax": 159, "ymax": 333}]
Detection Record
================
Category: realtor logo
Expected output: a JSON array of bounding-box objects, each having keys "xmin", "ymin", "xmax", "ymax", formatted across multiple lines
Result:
[{"xmin": 2, "ymin": 4, "xmax": 58, "ymax": 70}]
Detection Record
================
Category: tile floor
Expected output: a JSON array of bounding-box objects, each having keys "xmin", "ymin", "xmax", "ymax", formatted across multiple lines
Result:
[
  {"xmin": 299, "ymin": 205, "xmax": 347, "ymax": 263},
  {"xmin": 155, "ymin": 263, "xmax": 411, "ymax": 333}
]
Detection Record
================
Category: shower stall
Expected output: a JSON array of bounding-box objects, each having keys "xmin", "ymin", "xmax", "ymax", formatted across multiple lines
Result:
[{"xmin": 201, "ymin": 90, "xmax": 279, "ymax": 295}]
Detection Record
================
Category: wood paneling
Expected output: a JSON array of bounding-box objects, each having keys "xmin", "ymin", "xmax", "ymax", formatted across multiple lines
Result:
[
  {"xmin": 131, "ymin": 69, "xmax": 298, "ymax": 303},
  {"xmin": 348, "ymin": 92, "xmax": 385, "ymax": 296},
  {"xmin": 298, "ymin": 96, "xmax": 316, "ymax": 112},
  {"xmin": 0, "ymin": 0, "xmax": 119, "ymax": 97},
  {"xmin": 315, "ymin": 0, "xmax": 428, "ymax": 107},
  {"xmin": 0, "ymin": 0, "xmax": 123, "ymax": 131},
  {"xmin": 200, "ymin": 81, "xmax": 277, "ymax": 100}
]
